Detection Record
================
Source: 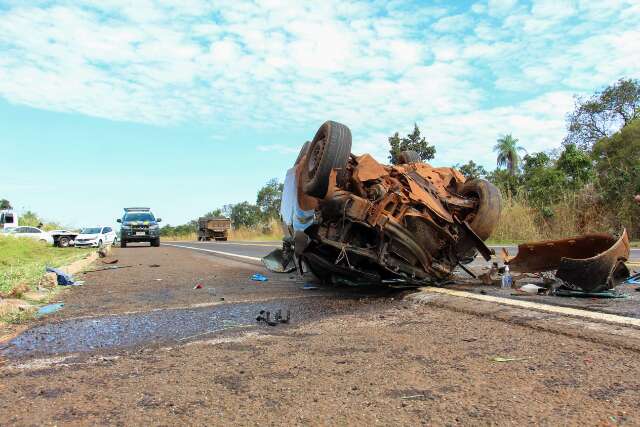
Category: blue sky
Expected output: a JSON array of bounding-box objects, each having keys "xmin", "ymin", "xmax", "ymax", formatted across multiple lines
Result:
[{"xmin": 1, "ymin": 0, "xmax": 638, "ymax": 228}]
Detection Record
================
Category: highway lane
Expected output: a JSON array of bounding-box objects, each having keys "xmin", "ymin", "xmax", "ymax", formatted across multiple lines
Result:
[{"xmin": 164, "ymin": 240, "xmax": 640, "ymax": 263}]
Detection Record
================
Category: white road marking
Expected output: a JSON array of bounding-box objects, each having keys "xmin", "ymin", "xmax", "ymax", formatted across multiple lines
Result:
[
  {"xmin": 162, "ymin": 243, "xmax": 263, "ymax": 261},
  {"xmin": 412, "ymin": 287, "xmax": 640, "ymax": 328},
  {"xmin": 164, "ymin": 241, "xmax": 280, "ymax": 248}
]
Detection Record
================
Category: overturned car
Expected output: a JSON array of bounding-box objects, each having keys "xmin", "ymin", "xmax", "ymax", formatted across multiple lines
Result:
[{"xmin": 263, "ymin": 121, "xmax": 502, "ymax": 286}]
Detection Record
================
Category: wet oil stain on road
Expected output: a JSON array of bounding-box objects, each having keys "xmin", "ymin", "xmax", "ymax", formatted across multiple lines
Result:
[{"xmin": 1, "ymin": 295, "xmax": 399, "ymax": 359}]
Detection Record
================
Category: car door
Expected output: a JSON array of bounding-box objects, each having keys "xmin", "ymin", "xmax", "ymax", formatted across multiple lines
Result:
[
  {"xmin": 24, "ymin": 227, "xmax": 42, "ymax": 240},
  {"xmin": 12, "ymin": 226, "xmax": 28, "ymax": 238},
  {"xmin": 103, "ymin": 227, "xmax": 115, "ymax": 244}
]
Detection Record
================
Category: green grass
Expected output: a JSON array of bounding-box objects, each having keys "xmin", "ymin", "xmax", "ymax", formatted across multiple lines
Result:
[{"xmin": 0, "ymin": 236, "xmax": 89, "ymax": 296}]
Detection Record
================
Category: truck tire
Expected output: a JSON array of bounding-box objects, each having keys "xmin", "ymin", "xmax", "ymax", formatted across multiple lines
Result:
[
  {"xmin": 120, "ymin": 239, "xmax": 127, "ymax": 248},
  {"xmin": 152, "ymin": 238, "xmax": 160, "ymax": 247},
  {"xmin": 58, "ymin": 236, "xmax": 70, "ymax": 247},
  {"xmin": 302, "ymin": 121, "xmax": 352, "ymax": 199},
  {"xmin": 398, "ymin": 150, "xmax": 421, "ymax": 164},
  {"xmin": 459, "ymin": 179, "xmax": 502, "ymax": 240}
]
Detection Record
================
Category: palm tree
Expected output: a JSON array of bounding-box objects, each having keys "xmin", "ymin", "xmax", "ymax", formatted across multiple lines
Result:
[{"xmin": 494, "ymin": 134, "xmax": 526, "ymax": 175}]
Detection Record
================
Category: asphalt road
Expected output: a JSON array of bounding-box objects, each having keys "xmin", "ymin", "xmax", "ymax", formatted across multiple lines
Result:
[
  {"xmin": 3, "ymin": 245, "xmax": 640, "ymax": 424},
  {"xmin": 164, "ymin": 240, "xmax": 640, "ymax": 263}
]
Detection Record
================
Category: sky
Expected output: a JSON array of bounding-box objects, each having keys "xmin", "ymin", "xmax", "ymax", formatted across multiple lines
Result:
[{"xmin": 0, "ymin": 0, "xmax": 638, "ymax": 228}]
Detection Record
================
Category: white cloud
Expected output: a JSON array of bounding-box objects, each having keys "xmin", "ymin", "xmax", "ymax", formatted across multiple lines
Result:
[{"xmin": 0, "ymin": 0, "xmax": 637, "ymax": 170}]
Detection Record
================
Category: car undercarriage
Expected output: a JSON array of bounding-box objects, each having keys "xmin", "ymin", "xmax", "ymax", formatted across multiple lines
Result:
[{"xmin": 263, "ymin": 121, "xmax": 503, "ymax": 286}]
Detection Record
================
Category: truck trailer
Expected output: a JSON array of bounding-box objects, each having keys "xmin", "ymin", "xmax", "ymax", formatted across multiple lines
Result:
[{"xmin": 197, "ymin": 217, "xmax": 231, "ymax": 241}]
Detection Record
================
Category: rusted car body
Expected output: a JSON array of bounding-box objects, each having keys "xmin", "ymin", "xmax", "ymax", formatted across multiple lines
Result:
[
  {"xmin": 507, "ymin": 230, "xmax": 630, "ymax": 292},
  {"xmin": 264, "ymin": 121, "xmax": 502, "ymax": 286}
]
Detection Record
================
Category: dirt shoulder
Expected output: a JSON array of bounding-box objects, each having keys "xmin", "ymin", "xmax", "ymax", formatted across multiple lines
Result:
[
  {"xmin": 1, "ymin": 245, "xmax": 639, "ymax": 425},
  {"xmin": 1, "ymin": 302, "xmax": 639, "ymax": 425}
]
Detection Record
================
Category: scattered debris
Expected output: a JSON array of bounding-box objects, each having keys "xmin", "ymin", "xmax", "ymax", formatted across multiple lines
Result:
[
  {"xmin": 624, "ymin": 272, "xmax": 640, "ymax": 285},
  {"xmin": 256, "ymin": 309, "xmax": 290, "ymax": 326},
  {"xmin": 302, "ymin": 282, "xmax": 319, "ymax": 290},
  {"xmin": 45, "ymin": 267, "xmax": 79, "ymax": 286},
  {"xmin": 0, "ymin": 282, "xmax": 31, "ymax": 298},
  {"xmin": 251, "ymin": 273, "xmax": 268, "ymax": 282},
  {"xmin": 149, "ymin": 264, "xmax": 160, "ymax": 268},
  {"xmin": 193, "ymin": 283, "xmax": 203, "ymax": 289},
  {"xmin": 82, "ymin": 265, "xmax": 132, "ymax": 274},
  {"xmin": 101, "ymin": 258, "xmax": 119, "ymax": 265},
  {"xmin": 400, "ymin": 394, "xmax": 429, "ymax": 401},
  {"xmin": 490, "ymin": 356, "xmax": 528, "ymax": 363},
  {"xmin": 37, "ymin": 303, "xmax": 64, "ymax": 316},
  {"xmin": 553, "ymin": 288, "xmax": 628, "ymax": 298},
  {"xmin": 518, "ymin": 284, "xmax": 545, "ymax": 295}
]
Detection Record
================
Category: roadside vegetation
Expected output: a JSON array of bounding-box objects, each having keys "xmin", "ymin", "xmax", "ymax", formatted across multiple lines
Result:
[
  {"xmin": 0, "ymin": 236, "xmax": 89, "ymax": 323},
  {"xmin": 161, "ymin": 78, "xmax": 638, "ymax": 243}
]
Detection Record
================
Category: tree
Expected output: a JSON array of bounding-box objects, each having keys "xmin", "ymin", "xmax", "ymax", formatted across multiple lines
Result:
[
  {"xmin": 229, "ymin": 202, "xmax": 261, "ymax": 229},
  {"xmin": 593, "ymin": 118, "xmax": 640, "ymax": 234},
  {"xmin": 564, "ymin": 78, "xmax": 640, "ymax": 150},
  {"xmin": 203, "ymin": 208, "xmax": 224, "ymax": 218},
  {"xmin": 521, "ymin": 152, "xmax": 567, "ymax": 210},
  {"xmin": 18, "ymin": 210, "xmax": 41, "ymax": 227},
  {"xmin": 0, "ymin": 199, "xmax": 11, "ymax": 210},
  {"xmin": 455, "ymin": 160, "xmax": 487, "ymax": 180},
  {"xmin": 486, "ymin": 169, "xmax": 521, "ymax": 196},
  {"xmin": 494, "ymin": 134, "xmax": 525, "ymax": 175},
  {"xmin": 556, "ymin": 143, "xmax": 594, "ymax": 190},
  {"xmin": 256, "ymin": 178, "xmax": 283, "ymax": 221},
  {"xmin": 388, "ymin": 124, "xmax": 436, "ymax": 164}
]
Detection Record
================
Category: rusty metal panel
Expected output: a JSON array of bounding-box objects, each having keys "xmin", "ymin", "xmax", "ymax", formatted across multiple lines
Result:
[
  {"xmin": 508, "ymin": 229, "xmax": 630, "ymax": 292},
  {"xmin": 354, "ymin": 154, "xmax": 388, "ymax": 182}
]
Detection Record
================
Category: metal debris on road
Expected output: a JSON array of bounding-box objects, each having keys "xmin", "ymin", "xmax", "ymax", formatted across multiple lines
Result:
[
  {"xmin": 302, "ymin": 282, "xmax": 319, "ymax": 290},
  {"xmin": 193, "ymin": 283, "xmax": 203, "ymax": 289},
  {"xmin": 256, "ymin": 309, "xmax": 290, "ymax": 326},
  {"xmin": 149, "ymin": 264, "xmax": 160, "ymax": 267},
  {"xmin": 506, "ymin": 230, "xmax": 631, "ymax": 293},
  {"xmin": 251, "ymin": 273, "xmax": 268, "ymax": 282},
  {"xmin": 82, "ymin": 265, "xmax": 133, "ymax": 274}
]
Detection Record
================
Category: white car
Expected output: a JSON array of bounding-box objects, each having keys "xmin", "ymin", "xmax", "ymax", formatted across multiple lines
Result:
[
  {"xmin": 4, "ymin": 226, "xmax": 54, "ymax": 245},
  {"xmin": 74, "ymin": 226, "xmax": 117, "ymax": 248}
]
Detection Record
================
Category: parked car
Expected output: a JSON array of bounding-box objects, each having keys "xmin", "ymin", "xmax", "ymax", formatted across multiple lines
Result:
[
  {"xmin": 74, "ymin": 226, "xmax": 117, "ymax": 248},
  {"xmin": 3, "ymin": 226, "xmax": 54, "ymax": 245},
  {"xmin": 117, "ymin": 207, "xmax": 162, "ymax": 247},
  {"xmin": 263, "ymin": 121, "xmax": 502, "ymax": 286},
  {"xmin": 49, "ymin": 230, "xmax": 79, "ymax": 247}
]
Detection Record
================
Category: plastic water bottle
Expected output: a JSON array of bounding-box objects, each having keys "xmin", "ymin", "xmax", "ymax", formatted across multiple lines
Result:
[{"xmin": 501, "ymin": 265, "xmax": 513, "ymax": 289}]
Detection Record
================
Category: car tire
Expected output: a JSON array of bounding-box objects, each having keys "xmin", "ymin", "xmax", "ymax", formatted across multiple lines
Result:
[
  {"xmin": 58, "ymin": 236, "xmax": 70, "ymax": 247},
  {"xmin": 98, "ymin": 239, "xmax": 103, "ymax": 248},
  {"xmin": 120, "ymin": 239, "xmax": 127, "ymax": 248},
  {"xmin": 152, "ymin": 238, "xmax": 160, "ymax": 247},
  {"xmin": 302, "ymin": 121, "xmax": 352, "ymax": 199},
  {"xmin": 294, "ymin": 140, "xmax": 311, "ymax": 165},
  {"xmin": 459, "ymin": 179, "xmax": 502, "ymax": 240},
  {"xmin": 397, "ymin": 150, "xmax": 421, "ymax": 164}
]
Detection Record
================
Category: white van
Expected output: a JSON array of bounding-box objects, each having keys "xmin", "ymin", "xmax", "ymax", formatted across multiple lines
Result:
[{"xmin": 0, "ymin": 210, "xmax": 18, "ymax": 229}]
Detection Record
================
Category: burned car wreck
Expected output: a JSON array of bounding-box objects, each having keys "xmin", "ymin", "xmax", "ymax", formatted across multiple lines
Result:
[{"xmin": 263, "ymin": 120, "xmax": 502, "ymax": 286}]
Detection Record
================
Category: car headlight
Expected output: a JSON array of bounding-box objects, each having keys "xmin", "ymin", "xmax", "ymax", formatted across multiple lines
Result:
[
  {"xmin": 121, "ymin": 225, "xmax": 131, "ymax": 230},
  {"xmin": 149, "ymin": 225, "xmax": 159, "ymax": 230}
]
